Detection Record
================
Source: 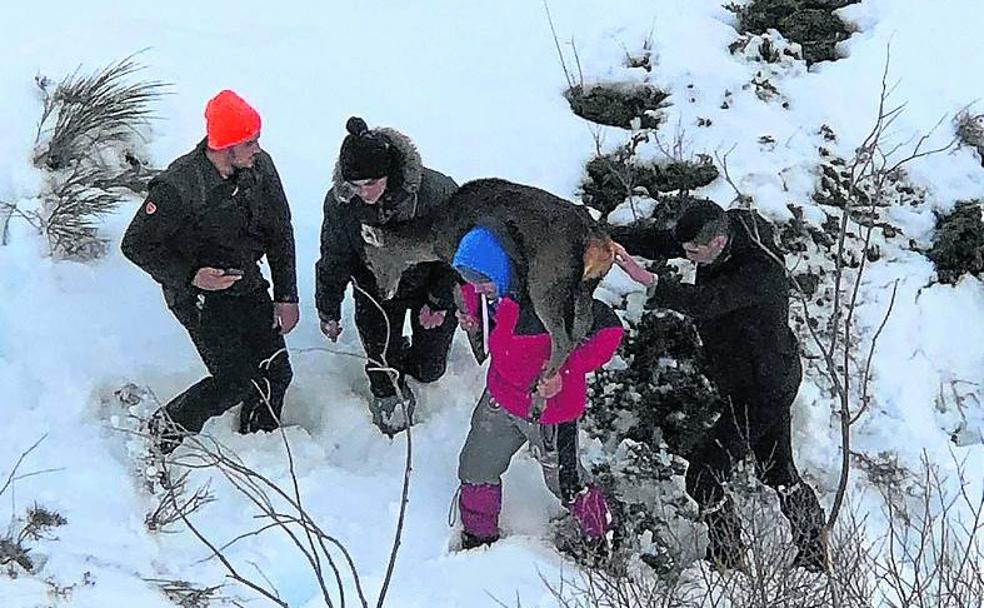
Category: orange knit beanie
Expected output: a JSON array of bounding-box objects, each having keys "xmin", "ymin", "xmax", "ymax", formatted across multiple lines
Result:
[{"xmin": 205, "ymin": 89, "xmax": 261, "ymax": 149}]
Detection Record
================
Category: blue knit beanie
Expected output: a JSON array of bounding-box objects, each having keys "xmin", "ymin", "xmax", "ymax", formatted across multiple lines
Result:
[{"xmin": 452, "ymin": 226, "xmax": 513, "ymax": 298}]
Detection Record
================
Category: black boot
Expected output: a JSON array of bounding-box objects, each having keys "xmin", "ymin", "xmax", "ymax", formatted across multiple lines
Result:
[
  {"xmin": 460, "ymin": 531, "xmax": 499, "ymax": 550},
  {"xmin": 369, "ymin": 379, "xmax": 416, "ymax": 437},
  {"xmin": 239, "ymin": 400, "xmax": 280, "ymax": 434},
  {"xmin": 147, "ymin": 409, "xmax": 184, "ymax": 455},
  {"xmin": 781, "ymin": 483, "xmax": 828, "ymax": 573}
]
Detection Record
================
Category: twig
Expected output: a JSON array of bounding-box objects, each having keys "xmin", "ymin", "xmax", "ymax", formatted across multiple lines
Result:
[
  {"xmin": 255, "ymin": 374, "xmax": 340, "ymax": 608},
  {"xmin": 543, "ymin": 0, "xmax": 575, "ymax": 89},
  {"xmin": 853, "ymin": 280, "xmax": 899, "ymax": 424},
  {"xmin": 349, "ymin": 284, "xmax": 415, "ymax": 608},
  {"xmin": 163, "ymin": 468, "xmax": 288, "ymax": 607},
  {"xmin": 570, "ymin": 37, "xmax": 584, "ymax": 88},
  {"xmin": 139, "ymin": 281, "xmax": 414, "ymax": 608},
  {"xmin": 0, "ymin": 436, "xmax": 49, "ymax": 499},
  {"xmin": 714, "ymin": 144, "xmax": 742, "ymax": 200},
  {"xmin": 185, "ymin": 433, "xmax": 344, "ymax": 608}
]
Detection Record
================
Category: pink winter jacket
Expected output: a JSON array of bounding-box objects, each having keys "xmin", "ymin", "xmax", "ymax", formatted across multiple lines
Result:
[{"xmin": 460, "ymin": 284, "xmax": 624, "ymax": 424}]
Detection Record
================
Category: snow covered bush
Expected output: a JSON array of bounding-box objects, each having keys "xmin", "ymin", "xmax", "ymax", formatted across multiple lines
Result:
[
  {"xmin": 587, "ymin": 311, "xmax": 723, "ymax": 460},
  {"xmin": 581, "ymin": 146, "xmax": 718, "ymax": 217},
  {"xmin": 25, "ymin": 54, "xmax": 167, "ymax": 259},
  {"xmin": 928, "ymin": 200, "xmax": 984, "ymax": 285},
  {"xmin": 0, "ymin": 437, "xmax": 67, "ymax": 578},
  {"xmin": 565, "ymin": 83, "xmax": 669, "ymax": 130},
  {"xmin": 776, "ymin": 134, "xmax": 916, "ymax": 380},
  {"xmin": 728, "ymin": 0, "xmax": 858, "ymax": 65},
  {"xmin": 33, "ymin": 55, "xmax": 166, "ymax": 172},
  {"xmin": 550, "ymin": 457, "xmax": 984, "ymax": 607},
  {"xmin": 729, "ymin": 29, "xmax": 804, "ymax": 64},
  {"xmin": 583, "ymin": 309, "xmax": 723, "ymax": 572},
  {"xmin": 0, "ymin": 505, "xmax": 68, "ymax": 576},
  {"xmin": 955, "ymin": 110, "xmax": 984, "ymax": 164},
  {"xmin": 728, "ymin": 29, "xmax": 807, "ymax": 107},
  {"xmin": 146, "ymin": 578, "xmax": 242, "ymax": 608}
]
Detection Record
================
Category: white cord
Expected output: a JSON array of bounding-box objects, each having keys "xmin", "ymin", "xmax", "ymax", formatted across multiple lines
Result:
[{"xmin": 481, "ymin": 293, "xmax": 490, "ymax": 357}]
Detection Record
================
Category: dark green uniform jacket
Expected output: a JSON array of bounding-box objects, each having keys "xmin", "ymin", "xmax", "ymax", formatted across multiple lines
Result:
[{"xmin": 122, "ymin": 140, "xmax": 297, "ymax": 305}]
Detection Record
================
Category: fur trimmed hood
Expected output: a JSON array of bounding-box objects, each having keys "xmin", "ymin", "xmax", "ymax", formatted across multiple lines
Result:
[{"xmin": 331, "ymin": 126, "xmax": 423, "ymax": 207}]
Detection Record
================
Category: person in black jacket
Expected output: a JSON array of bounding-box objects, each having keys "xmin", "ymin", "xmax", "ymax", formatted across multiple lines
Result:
[
  {"xmin": 122, "ymin": 90, "xmax": 298, "ymax": 448},
  {"xmin": 611, "ymin": 200, "xmax": 826, "ymax": 572},
  {"xmin": 315, "ymin": 117, "xmax": 459, "ymax": 436}
]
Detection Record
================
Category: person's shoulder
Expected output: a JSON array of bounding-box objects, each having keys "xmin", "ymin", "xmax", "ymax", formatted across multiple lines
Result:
[
  {"xmin": 420, "ymin": 166, "xmax": 458, "ymax": 192},
  {"xmin": 253, "ymin": 149, "xmax": 281, "ymax": 175},
  {"xmin": 322, "ymin": 187, "xmax": 345, "ymax": 212},
  {"xmin": 160, "ymin": 140, "xmax": 208, "ymax": 176},
  {"xmin": 141, "ymin": 181, "xmax": 185, "ymax": 217},
  {"xmin": 726, "ymin": 207, "xmax": 762, "ymax": 225},
  {"xmin": 728, "ymin": 208, "xmax": 776, "ymax": 230},
  {"xmin": 421, "ymin": 165, "xmax": 454, "ymax": 181},
  {"xmin": 151, "ymin": 143, "xmax": 209, "ymax": 203},
  {"xmin": 728, "ymin": 209, "xmax": 778, "ymax": 245}
]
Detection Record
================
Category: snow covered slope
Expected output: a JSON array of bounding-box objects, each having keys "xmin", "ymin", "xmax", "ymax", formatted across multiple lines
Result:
[{"xmin": 1, "ymin": 1, "xmax": 983, "ymax": 606}]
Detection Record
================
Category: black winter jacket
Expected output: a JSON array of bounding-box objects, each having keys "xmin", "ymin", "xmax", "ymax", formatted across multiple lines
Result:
[
  {"xmin": 315, "ymin": 128, "xmax": 458, "ymax": 321},
  {"xmin": 611, "ymin": 209, "xmax": 800, "ymax": 399},
  {"xmin": 121, "ymin": 140, "xmax": 297, "ymax": 304}
]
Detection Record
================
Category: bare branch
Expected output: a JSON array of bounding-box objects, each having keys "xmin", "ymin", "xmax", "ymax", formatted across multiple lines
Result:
[
  {"xmin": 853, "ymin": 280, "xmax": 899, "ymax": 424},
  {"xmin": 542, "ymin": 0, "xmax": 575, "ymax": 89},
  {"xmin": 162, "ymin": 468, "xmax": 288, "ymax": 607},
  {"xmin": 0, "ymin": 435, "xmax": 49, "ymax": 500}
]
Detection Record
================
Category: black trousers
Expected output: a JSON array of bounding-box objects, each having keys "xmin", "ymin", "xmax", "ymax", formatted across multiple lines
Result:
[
  {"xmin": 352, "ymin": 289, "xmax": 456, "ymax": 398},
  {"xmin": 686, "ymin": 373, "xmax": 824, "ymax": 557},
  {"xmin": 163, "ymin": 289, "xmax": 293, "ymax": 434}
]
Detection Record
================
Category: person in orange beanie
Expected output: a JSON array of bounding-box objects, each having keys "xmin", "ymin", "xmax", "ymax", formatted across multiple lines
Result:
[{"xmin": 122, "ymin": 89, "xmax": 298, "ymax": 451}]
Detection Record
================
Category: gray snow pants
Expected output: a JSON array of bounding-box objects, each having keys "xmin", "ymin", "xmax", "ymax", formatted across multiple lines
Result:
[{"xmin": 458, "ymin": 390, "xmax": 589, "ymax": 503}]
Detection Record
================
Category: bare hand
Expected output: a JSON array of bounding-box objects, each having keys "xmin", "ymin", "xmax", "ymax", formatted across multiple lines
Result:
[
  {"xmin": 320, "ymin": 319, "xmax": 343, "ymax": 342},
  {"xmin": 537, "ymin": 372, "xmax": 563, "ymax": 399},
  {"xmin": 418, "ymin": 304, "xmax": 447, "ymax": 330},
  {"xmin": 455, "ymin": 310, "xmax": 479, "ymax": 332},
  {"xmin": 273, "ymin": 302, "xmax": 299, "ymax": 335},
  {"xmin": 193, "ymin": 267, "xmax": 241, "ymax": 291},
  {"xmin": 612, "ymin": 243, "xmax": 656, "ymax": 287}
]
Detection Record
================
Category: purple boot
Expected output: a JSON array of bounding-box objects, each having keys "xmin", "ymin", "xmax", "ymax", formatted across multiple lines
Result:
[
  {"xmin": 458, "ymin": 483, "xmax": 501, "ymax": 549},
  {"xmin": 567, "ymin": 484, "xmax": 613, "ymax": 539}
]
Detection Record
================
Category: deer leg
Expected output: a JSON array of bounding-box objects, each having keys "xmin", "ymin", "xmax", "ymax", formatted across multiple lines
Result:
[{"xmin": 527, "ymin": 271, "xmax": 578, "ymax": 390}]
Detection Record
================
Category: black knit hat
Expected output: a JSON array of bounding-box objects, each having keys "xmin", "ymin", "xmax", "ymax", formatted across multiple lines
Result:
[
  {"xmin": 339, "ymin": 116, "xmax": 391, "ymax": 180},
  {"xmin": 673, "ymin": 199, "xmax": 728, "ymax": 243}
]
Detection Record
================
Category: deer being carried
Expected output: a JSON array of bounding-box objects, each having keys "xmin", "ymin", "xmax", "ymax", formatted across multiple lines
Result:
[{"xmin": 360, "ymin": 178, "xmax": 616, "ymax": 402}]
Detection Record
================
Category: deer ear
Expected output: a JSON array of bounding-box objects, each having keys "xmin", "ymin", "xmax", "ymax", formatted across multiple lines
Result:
[{"xmin": 361, "ymin": 224, "xmax": 384, "ymax": 248}]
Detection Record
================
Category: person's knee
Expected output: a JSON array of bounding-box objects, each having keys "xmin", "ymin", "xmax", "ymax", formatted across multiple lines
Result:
[
  {"xmin": 458, "ymin": 452, "xmax": 484, "ymax": 484},
  {"xmin": 412, "ymin": 358, "xmax": 447, "ymax": 383},
  {"xmin": 212, "ymin": 367, "xmax": 253, "ymax": 393},
  {"xmin": 267, "ymin": 356, "xmax": 293, "ymax": 388},
  {"xmin": 458, "ymin": 447, "xmax": 507, "ymax": 486}
]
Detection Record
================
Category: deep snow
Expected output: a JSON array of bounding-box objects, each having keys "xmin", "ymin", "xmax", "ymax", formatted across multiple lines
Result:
[{"xmin": 2, "ymin": 1, "xmax": 984, "ymax": 606}]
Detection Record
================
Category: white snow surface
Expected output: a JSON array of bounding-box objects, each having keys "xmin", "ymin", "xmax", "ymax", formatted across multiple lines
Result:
[{"xmin": 2, "ymin": 1, "xmax": 984, "ymax": 606}]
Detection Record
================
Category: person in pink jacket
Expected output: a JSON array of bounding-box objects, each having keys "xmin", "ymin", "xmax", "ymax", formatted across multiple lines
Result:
[{"xmin": 451, "ymin": 224, "xmax": 624, "ymax": 550}]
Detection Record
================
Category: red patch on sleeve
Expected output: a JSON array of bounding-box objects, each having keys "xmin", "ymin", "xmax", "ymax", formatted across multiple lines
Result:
[{"xmin": 144, "ymin": 201, "xmax": 157, "ymax": 215}]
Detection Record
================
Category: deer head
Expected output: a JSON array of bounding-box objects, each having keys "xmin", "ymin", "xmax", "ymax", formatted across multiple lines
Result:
[{"xmin": 360, "ymin": 223, "xmax": 441, "ymax": 299}]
